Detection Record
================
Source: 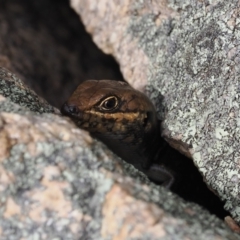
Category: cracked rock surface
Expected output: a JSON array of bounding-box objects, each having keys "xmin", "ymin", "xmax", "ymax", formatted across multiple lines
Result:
[
  {"xmin": 0, "ymin": 66, "xmax": 238, "ymax": 238},
  {"xmin": 71, "ymin": 0, "xmax": 240, "ymax": 224}
]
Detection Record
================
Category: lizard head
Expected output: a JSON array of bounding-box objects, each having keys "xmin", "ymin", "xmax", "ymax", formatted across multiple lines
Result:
[
  {"xmin": 61, "ymin": 80, "xmax": 174, "ymax": 187},
  {"xmin": 61, "ymin": 80, "xmax": 158, "ymax": 142}
]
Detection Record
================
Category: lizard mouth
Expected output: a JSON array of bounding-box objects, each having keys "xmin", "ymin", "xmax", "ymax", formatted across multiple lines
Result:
[{"xmin": 61, "ymin": 102, "xmax": 83, "ymax": 119}]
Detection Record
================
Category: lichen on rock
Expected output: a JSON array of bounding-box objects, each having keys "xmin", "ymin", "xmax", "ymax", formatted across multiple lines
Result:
[
  {"xmin": 71, "ymin": 0, "xmax": 240, "ymax": 225},
  {"xmin": 0, "ymin": 67, "xmax": 238, "ymax": 238}
]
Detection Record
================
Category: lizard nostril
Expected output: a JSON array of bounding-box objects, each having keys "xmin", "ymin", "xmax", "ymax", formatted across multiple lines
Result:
[{"xmin": 61, "ymin": 102, "xmax": 79, "ymax": 116}]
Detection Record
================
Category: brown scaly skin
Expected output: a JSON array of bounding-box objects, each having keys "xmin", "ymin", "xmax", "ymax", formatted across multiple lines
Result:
[{"xmin": 61, "ymin": 80, "xmax": 174, "ymax": 188}]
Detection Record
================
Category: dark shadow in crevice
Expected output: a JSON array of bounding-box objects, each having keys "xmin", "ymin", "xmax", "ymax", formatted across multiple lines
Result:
[
  {"xmin": 154, "ymin": 142, "xmax": 228, "ymax": 219},
  {"xmin": 1, "ymin": 0, "xmax": 123, "ymax": 108}
]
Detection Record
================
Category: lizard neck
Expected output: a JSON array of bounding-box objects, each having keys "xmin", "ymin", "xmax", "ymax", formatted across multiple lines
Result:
[{"xmin": 92, "ymin": 119, "xmax": 164, "ymax": 172}]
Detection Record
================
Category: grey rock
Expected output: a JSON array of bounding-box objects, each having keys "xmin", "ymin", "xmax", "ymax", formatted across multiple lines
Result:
[
  {"xmin": 0, "ymin": 67, "xmax": 56, "ymax": 114},
  {"xmin": 0, "ymin": 65, "xmax": 238, "ymax": 238},
  {"xmin": 71, "ymin": 0, "xmax": 240, "ymax": 225}
]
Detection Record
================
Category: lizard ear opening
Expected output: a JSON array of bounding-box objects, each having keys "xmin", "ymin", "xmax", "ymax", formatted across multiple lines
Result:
[
  {"xmin": 143, "ymin": 112, "xmax": 152, "ymax": 129},
  {"xmin": 143, "ymin": 111, "xmax": 157, "ymax": 133},
  {"xmin": 143, "ymin": 114, "xmax": 149, "ymax": 128}
]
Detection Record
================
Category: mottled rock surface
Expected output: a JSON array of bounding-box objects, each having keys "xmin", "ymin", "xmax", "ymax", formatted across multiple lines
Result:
[
  {"xmin": 0, "ymin": 66, "xmax": 238, "ymax": 240},
  {"xmin": 71, "ymin": 0, "xmax": 240, "ymax": 223}
]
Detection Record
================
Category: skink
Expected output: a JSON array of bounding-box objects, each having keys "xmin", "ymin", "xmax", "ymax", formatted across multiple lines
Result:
[{"xmin": 61, "ymin": 80, "xmax": 174, "ymax": 187}]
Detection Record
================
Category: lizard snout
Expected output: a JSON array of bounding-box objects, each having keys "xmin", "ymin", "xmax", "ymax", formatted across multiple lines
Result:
[{"xmin": 61, "ymin": 102, "xmax": 81, "ymax": 118}]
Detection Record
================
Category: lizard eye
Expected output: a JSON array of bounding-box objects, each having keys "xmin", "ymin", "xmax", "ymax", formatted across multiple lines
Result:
[{"xmin": 100, "ymin": 96, "xmax": 118, "ymax": 111}]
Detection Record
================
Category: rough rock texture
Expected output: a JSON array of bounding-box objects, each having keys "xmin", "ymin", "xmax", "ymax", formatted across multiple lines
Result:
[
  {"xmin": 0, "ymin": 68, "xmax": 56, "ymax": 114},
  {"xmin": 71, "ymin": 0, "xmax": 240, "ymax": 223},
  {"xmin": 0, "ymin": 66, "xmax": 238, "ymax": 240}
]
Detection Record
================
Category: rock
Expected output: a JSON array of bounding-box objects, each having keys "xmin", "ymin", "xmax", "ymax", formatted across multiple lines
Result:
[
  {"xmin": 0, "ymin": 67, "xmax": 56, "ymax": 114},
  {"xmin": 71, "ymin": 0, "xmax": 240, "ymax": 224},
  {"xmin": 0, "ymin": 0, "xmax": 239, "ymax": 238},
  {"xmin": 0, "ymin": 68, "xmax": 238, "ymax": 238}
]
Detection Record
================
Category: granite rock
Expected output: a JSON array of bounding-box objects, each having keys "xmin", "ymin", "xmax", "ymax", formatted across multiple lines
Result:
[
  {"xmin": 71, "ymin": 0, "xmax": 240, "ymax": 224},
  {"xmin": 0, "ymin": 66, "xmax": 238, "ymax": 238}
]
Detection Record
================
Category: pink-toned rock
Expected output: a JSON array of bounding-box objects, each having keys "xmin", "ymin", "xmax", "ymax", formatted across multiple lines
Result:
[
  {"xmin": 0, "ymin": 0, "xmax": 240, "ymax": 238},
  {"xmin": 0, "ymin": 66, "xmax": 237, "ymax": 239},
  {"xmin": 71, "ymin": 0, "xmax": 240, "ymax": 225}
]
